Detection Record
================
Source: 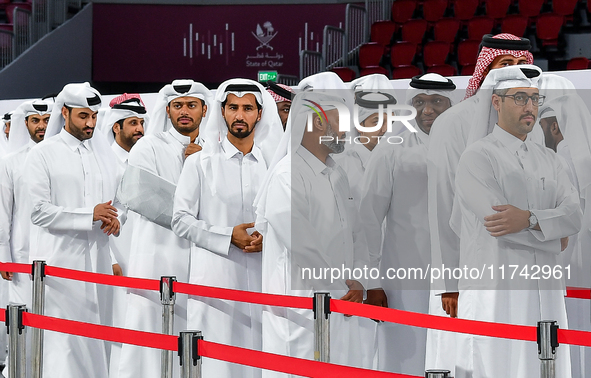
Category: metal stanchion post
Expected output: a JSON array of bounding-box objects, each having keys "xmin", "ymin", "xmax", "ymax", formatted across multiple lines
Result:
[
  {"xmin": 31, "ymin": 260, "xmax": 46, "ymax": 378},
  {"xmin": 313, "ymin": 292, "xmax": 330, "ymax": 362},
  {"xmin": 160, "ymin": 276, "xmax": 176, "ymax": 378},
  {"xmin": 537, "ymin": 320, "xmax": 559, "ymax": 378},
  {"xmin": 178, "ymin": 331, "xmax": 202, "ymax": 378},
  {"xmin": 6, "ymin": 304, "xmax": 27, "ymax": 378},
  {"xmin": 425, "ymin": 369, "xmax": 452, "ymax": 378}
]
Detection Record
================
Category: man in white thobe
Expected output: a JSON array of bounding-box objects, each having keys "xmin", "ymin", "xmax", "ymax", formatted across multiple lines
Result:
[
  {"xmin": 115, "ymin": 80, "xmax": 212, "ymax": 378},
  {"xmin": 359, "ymin": 74, "xmax": 457, "ymax": 375},
  {"xmin": 453, "ymin": 65, "xmax": 582, "ymax": 378},
  {"xmin": 538, "ymin": 97, "xmax": 591, "ymax": 378},
  {"xmin": 255, "ymin": 72, "xmax": 371, "ymax": 377},
  {"xmin": 172, "ymin": 79, "xmax": 282, "ymax": 378},
  {"xmin": 98, "ymin": 93, "xmax": 147, "ymax": 378},
  {"xmin": 25, "ymin": 82, "xmax": 123, "ymax": 378},
  {"xmin": 266, "ymin": 82, "xmax": 295, "ymax": 131}
]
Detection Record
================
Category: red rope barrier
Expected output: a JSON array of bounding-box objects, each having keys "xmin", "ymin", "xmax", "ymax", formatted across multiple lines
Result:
[
  {"xmin": 0, "ymin": 262, "xmax": 31, "ymax": 275},
  {"xmin": 43, "ymin": 265, "xmax": 160, "ymax": 292},
  {"xmin": 174, "ymin": 282, "xmax": 313, "ymax": 310},
  {"xmin": 198, "ymin": 339, "xmax": 421, "ymax": 378},
  {"xmin": 566, "ymin": 286, "xmax": 591, "ymax": 300},
  {"xmin": 558, "ymin": 328, "xmax": 591, "ymax": 348}
]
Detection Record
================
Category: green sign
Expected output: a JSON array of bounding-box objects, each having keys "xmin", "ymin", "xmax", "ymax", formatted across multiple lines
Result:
[{"xmin": 258, "ymin": 71, "xmax": 278, "ymax": 82}]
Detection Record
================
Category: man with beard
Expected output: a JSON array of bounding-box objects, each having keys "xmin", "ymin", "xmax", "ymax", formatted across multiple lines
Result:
[
  {"xmin": 266, "ymin": 82, "xmax": 295, "ymax": 130},
  {"xmin": 115, "ymin": 80, "xmax": 212, "ymax": 378},
  {"xmin": 0, "ymin": 99, "xmax": 52, "ymax": 303},
  {"xmin": 25, "ymin": 83, "xmax": 123, "ymax": 378},
  {"xmin": 98, "ymin": 93, "xmax": 147, "ymax": 378},
  {"xmin": 172, "ymin": 78, "xmax": 282, "ymax": 378},
  {"xmin": 254, "ymin": 72, "xmax": 370, "ymax": 377}
]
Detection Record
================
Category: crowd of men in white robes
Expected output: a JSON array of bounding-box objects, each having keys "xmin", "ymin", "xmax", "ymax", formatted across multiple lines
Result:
[{"xmin": 0, "ymin": 31, "xmax": 589, "ymax": 378}]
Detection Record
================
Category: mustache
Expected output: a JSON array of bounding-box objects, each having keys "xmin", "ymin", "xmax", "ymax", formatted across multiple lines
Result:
[
  {"xmin": 231, "ymin": 121, "xmax": 248, "ymax": 127},
  {"xmin": 177, "ymin": 116, "xmax": 193, "ymax": 122},
  {"xmin": 520, "ymin": 113, "xmax": 535, "ymax": 120}
]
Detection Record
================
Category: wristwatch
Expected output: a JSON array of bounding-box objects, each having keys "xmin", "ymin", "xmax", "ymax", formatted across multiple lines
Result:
[{"xmin": 528, "ymin": 211, "xmax": 538, "ymax": 229}]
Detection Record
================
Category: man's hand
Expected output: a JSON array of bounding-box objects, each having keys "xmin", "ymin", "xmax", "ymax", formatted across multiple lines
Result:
[
  {"xmin": 340, "ymin": 280, "xmax": 364, "ymax": 317},
  {"xmin": 0, "ymin": 271, "xmax": 13, "ymax": 281},
  {"xmin": 561, "ymin": 237, "xmax": 569, "ymax": 251},
  {"xmin": 441, "ymin": 292, "xmax": 459, "ymax": 318},
  {"xmin": 184, "ymin": 143, "xmax": 202, "ymax": 160},
  {"xmin": 243, "ymin": 231, "xmax": 263, "ymax": 253},
  {"xmin": 484, "ymin": 205, "xmax": 530, "ymax": 237},
  {"xmin": 232, "ymin": 222, "xmax": 258, "ymax": 251},
  {"xmin": 112, "ymin": 264, "xmax": 123, "ymax": 276},
  {"xmin": 100, "ymin": 217, "xmax": 120, "ymax": 236},
  {"xmin": 364, "ymin": 288, "xmax": 388, "ymax": 323},
  {"xmin": 94, "ymin": 200, "xmax": 118, "ymax": 224}
]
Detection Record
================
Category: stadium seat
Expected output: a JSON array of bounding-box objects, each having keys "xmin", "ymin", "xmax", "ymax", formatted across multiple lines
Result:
[
  {"xmin": 423, "ymin": 41, "xmax": 451, "ymax": 67},
  {"xmin": 461, "ymin": 64, "xmax": 476, "ymax": 76},
  {"xmin": 457, "ymin": 39, "xmax": 481, "ymax": 67},
  {"xmin": 359, "ymin": 42, "xmax": 384, "ymax": 68},
  {"xmin": 552, "ymin": 0, "xmax": 579, "ymax": 24},
  {"xmin": 467, "ymin": 16, "xmax": 494, "ymax": 40},
  {"xmin": 536, "ymin": 13, "xmax": 563, "ymax": 47},
  {"xmin": 360, "ymin": 66, "xmax": 390, "ymax": 78},
  {"xmin": 330, "ymin": 67, "xmax": 357, "ymax": 82},
  {"xmin": 566, "ymin": 57, "xmax": 590, "ymax": 70},
  {"xmin": 485, "ymin": 0, "xmax": 512, "ymax": 21},
  {"xmin": 423, "ymin": 0, "xmax": 449, "ymax": 23},
  {"xmin": 428, "ymin": 64, "xmax": 457, "ymax": 76},
  {"xmin": 434, "ymin": 18, "xmax": 460, "ymax": 43},
  {"xmin": 392, "ymin": 0, "xmax": 418, "ymax": 25},
  {"xmin": 390, "ymin": 41, "xmax": 417, "ymax": 67},
  {"xmin": 0, "ymin": 23, "xmax": 12, "ymax": 32},
  {"xmin": 519, "ymin": 0, "xmax": 544, "ymax": 24},
  {"xmin": 370, "ymin": 21, "xmax": 398, "ymax": 47},
  {"xmin": 454, "ymin": 0, "xmax": 479, "ymax": 22},
  {"xmin": 501, "ymin": 15, "xmax": 528, "ymax": 37},
  {"xmin": 401, "ymin": 19, "xmax": 428, "ymax": 48},
  {"xmin": 5, "ymin": 3, "xmax": 32, "ymax": 24},
  {"xmin": 392, "ymin": 65, "xmax": 422, "ymax": 79}
]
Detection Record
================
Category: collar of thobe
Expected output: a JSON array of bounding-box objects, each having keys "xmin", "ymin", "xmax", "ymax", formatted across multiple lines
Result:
[
  {"xmin": 60, "ymin": 127, "xmax": 91, "ymax": 152},
  {"xmin": 111, "ymin": 141, "xmax": 129, "ymax": 164},
  {"xmin": 556, "ymin": 139, "xmax": 568, "ymax": 155},
  {"xmin": 220, "ymin": 135, "xmax": 262, "ymax": 162},
  {"xmin": 492, "ymin": 124, "xmax": 529, "ymax": 154},
  {"xmin": 352, "ymin": 141, "xmax": 371, "ymax": 167},
  {"xmin": 411, "ymin": 120, "xmax": 430, "ymax": 145},
  {"xmin": 27, "ymin": 139, "xmax": 36, "ymax": 149},
  {"xmin": 168, "ymin": 126, "xmax": 191, "ymax": 147},
  {"xmin": 296, "ymin": 145, "xmax": 335, "ymax": 176}
]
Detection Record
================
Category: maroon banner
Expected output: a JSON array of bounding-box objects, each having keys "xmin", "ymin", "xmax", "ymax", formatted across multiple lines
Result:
[{"xmin": 92, "ymin": 3, "xmax": 347, "ymax": 83}]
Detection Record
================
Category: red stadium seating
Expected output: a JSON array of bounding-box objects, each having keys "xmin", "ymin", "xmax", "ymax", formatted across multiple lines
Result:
[
  {"xmin": 461, "ymin": 64, "xmax": 476, "ymax": 75},
  {"xmin": 330, "ymin": 67, "xmax": 357, "ymax": 82},
  {"xmin": 359, "ymin": 43, "xmax": 384, "ymax": 68},
  {"xmin": 552, "ymin": 0, "xmax": 579, "ymax": 24},
  {"xmin": 536, "ymin": 13, "xmax": 563, "ymax": 47},
  {"xmin": 454, "ymin": 0, "xmax": 479, "ymax": 22},
  {"xmin": 390, "ymin": 41, "xmax": 417, "ymax": 67},
  {"xmin": 392, "ymin": 0, "xmax": 418, "ymax": 24},
  {"xmin": 485, "ymin": 0, "xmax": 512, "ymax": 20},
  {"xmin": 361, "ymin": 66, "xmax": 390, "ymax": 78},
  {"xmin": 501, "ymin": 15, "xmax": 528, "ymax": 37},
  {"xmin": 5, "ymin": 3, "xmax": 32, "ymax": 24},
  {"xmin": 519, "ymin": 0, "xmax": 544, "ymax": 24},
  {"xmin": 467, "ymin": 16, "xmax": 494, "ymax": 40},
  {"xmin": 392, "ymin": 65, "xmax": 422, "ymax": 79},
  {"xmin": 423, "ymin": 41, "xmax": 451, "ymax": 66},
  {"xmin": 457, "ymin": 39, "xmax": 481, "ymax": 67},
  {"xmin": 423, "ymin": 0, "xmax": 449, "ymax": 23},
  {"xmin": 401, "ymin": 19, "xmax": 428, "ymax": 48},
  {"xmin": 433, "ymin": 18, "xmax": 460, "ymax": 43},
  {"xmin": 370, "ymin": 21, "xmax": 398, "ymax": 47},
  {"xmin": 566, "ymin": 57, "xmax": 590, "ymax": 70},
  {"xmin": 428, "ymin": 64, "xmax": 457, "ymax": 76}
]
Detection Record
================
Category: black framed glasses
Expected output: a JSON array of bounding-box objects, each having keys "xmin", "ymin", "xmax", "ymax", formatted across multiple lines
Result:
[{"xmin": 499, "ymin": 92, "xmax": 546, "ymax": 107}]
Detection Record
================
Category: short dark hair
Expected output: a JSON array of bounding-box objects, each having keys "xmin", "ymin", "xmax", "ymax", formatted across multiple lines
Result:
[
  {"xmin": 64, "ymin": 105, "xmax": 73, "ymax": 113},
  {"xmin": 112, "ymin": 118, "xmax": 125, "ymax": 138}
]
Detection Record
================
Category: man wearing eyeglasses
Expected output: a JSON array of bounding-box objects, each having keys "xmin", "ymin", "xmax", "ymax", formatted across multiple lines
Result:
[{"xmin": 452, "ymin": 65, "xmax": 582, "ymax": 378}]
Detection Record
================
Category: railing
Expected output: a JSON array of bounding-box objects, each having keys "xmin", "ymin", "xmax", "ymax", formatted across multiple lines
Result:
[
  {"xmin": 345, "ymin": 4, "xmax": 368, "ymax": 68},
  {"xmin": 0, "ymin": 30, "xmax": 13, "ymax": 69},
  {"xmin": 322, "ymin": 26, "xmax": 346, "ymax": 70},
  {"xmin": 366, "ymin": 0, "xmax": 394, "ymax": 25},
  {"xmin": 276, "ymin": 74, "xmax": 299, "ymax": 86},
  {"xmin": 13, "ymin": 8, "xmax": 32, "ymax": 58},
  {"xmin": 299, "ymin": 50, "xmax": 324, "ymax": 80},
  {"xmin": 32, "ymin": 0, "xmax": 50, "ymax": 43}
]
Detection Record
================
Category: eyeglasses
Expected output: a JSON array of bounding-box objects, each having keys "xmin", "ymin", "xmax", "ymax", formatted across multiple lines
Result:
[{"xmin": 498, "ymin": 93, "xmax": 546, "ymax": 107}]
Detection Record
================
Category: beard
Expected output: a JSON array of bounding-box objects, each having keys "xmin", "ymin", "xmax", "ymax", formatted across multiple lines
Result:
[
  {"xmin": 321, "ymin": 123, "xmax": 345, "ymax": 154},
  {"xmin": 227, "ymin": 119, "xmax": 256, "ymax": 139}
]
